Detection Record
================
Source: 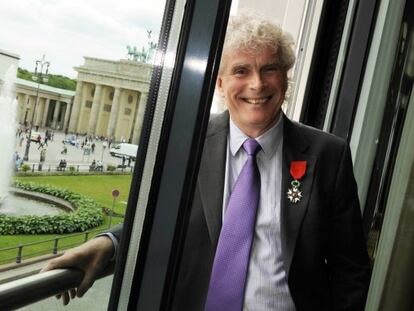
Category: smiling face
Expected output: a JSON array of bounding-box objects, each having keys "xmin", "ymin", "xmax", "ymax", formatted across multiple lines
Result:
[{"xmin": 217, "ymin": 46, "xmax": 287, "ymax": 138}]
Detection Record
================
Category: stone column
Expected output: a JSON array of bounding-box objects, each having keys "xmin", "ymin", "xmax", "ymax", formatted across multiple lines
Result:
[
  {"xmin": 58, "ymin": 102, "xmax": 66, "ymax": 130},
  {"xmin": 106, "ymin": 87, "xmax": 121, "ymax": 138},
  {"xmin": 41, "ymin": 98, "xmax": 50, "ymax": 127},
  {"xmin": 28, "ymin": 96, "xmax": 36, "ymax": 124},
  {"xmin": 19, "ymin": 93, "xmax": 28, "ymax": 124},
  {"xmin": 23, "ymin": 95, "xmax": 32, "ymax": 125},
  {"xmin": 68, "ymin": 81, "xmax": 83, "ymax": 132},
  {"xmin": 35, "ymin": 97, "xmax": 44, "ymax": 126},
  {"xmin": 88, "ymin": 84, "xmax": 103, "ymax": 135},
  {"xmin": 32, "ymin": 96, "xmax": 41, "ymax": 127},
  {"xmin": 131, "ymin": 92, "xmax": 148, "ymax": 144},
  {"xmin": 63, "ymin": 102, "xmax": 72, "ymax": 131},
  {"xmin": 52, "ymin": 101, "xmax": 61, "ymax": 129}
]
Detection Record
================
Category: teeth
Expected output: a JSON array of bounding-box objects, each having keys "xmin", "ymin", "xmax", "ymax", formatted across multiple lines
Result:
[{"xmin": 244, "ymin": 97, "xmax": 269, "ymax": 104}]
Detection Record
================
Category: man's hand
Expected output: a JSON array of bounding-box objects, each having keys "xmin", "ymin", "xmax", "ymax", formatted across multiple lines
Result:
[{"xmin": 40, "ymin": 236, "xmax": 114, "ymax": 305}]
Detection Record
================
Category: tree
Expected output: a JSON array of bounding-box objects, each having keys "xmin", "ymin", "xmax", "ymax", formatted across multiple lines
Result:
[{"xmin": 17, "ymin": 67, "xmax": 77, "ymax": 91}]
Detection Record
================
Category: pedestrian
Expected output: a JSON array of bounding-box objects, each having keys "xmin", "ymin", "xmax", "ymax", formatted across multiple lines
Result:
[
  {"xmin": 40, "ymin": 148, "xmax": 46, "ymax": 162},
  {"xmin": 14, "ymin": 152, "xmax": 21, "ymax": 171},
  {"xmin": 37, "ymin": 139, "xmax": 44, "ymax": 150}
]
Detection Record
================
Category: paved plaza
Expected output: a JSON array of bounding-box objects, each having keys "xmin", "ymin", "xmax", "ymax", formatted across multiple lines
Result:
[{"xmin": 14, "ymin": 128, "xmax": 133, "ymax": 172}]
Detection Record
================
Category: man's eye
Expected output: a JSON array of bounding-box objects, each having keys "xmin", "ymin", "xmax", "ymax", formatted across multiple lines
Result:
[
  {"xmin": 233, "ymin": 68, "xmax": 248, "ymax": 75},
  {"xmin": 264, "ymin": 66, "xmax": 280, "ymax": 73}
]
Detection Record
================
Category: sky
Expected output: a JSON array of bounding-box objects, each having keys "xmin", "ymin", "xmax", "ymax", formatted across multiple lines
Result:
[{"xmin": 0, "ymin": 0, "xmax": 166, "ymax": 78}]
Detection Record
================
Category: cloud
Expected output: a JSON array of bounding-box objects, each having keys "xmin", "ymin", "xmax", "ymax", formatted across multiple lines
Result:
[{"xmin": 0, "ymin": 0, "xmax": 165, "ymax": 78}]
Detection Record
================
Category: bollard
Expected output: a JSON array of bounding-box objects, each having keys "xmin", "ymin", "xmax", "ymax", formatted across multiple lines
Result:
[
  {"xmin": 53, "ymin": 238, "xmax": 59, "ymax": 255},
  {"xmin": 32, "ymin": 164, "xmax": 35, "ymax": 172},
  {"xmin": 16, "ymin": 244, "xmax": 23, "ymax": 264},
  {"xmin": 110, "ymin": 189, "xmax": 120, "ymax": 228}
]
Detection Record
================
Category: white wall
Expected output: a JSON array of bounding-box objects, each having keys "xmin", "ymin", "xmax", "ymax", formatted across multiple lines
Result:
[
  {"xmin": 237, "ymin": 0, "xmax": 307, "ymax": 45},
  {"xmin": 0, "ymin": 49, "xmax": 19, "ymax": 80}
]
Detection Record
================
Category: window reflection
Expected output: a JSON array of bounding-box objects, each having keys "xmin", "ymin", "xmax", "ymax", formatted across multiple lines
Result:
[{"xmin": 0, "ymin": 0, "xmax": 165, "ymax": 309}]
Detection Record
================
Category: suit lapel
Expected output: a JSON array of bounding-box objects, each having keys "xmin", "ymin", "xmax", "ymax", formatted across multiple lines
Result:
[
  {"xmin": 198, "ymin": 112, "xmax": 229, "ymax": 244},
  {"xmin": 281, "ymin": 115, "xmax": 317, "ymax": 276}
]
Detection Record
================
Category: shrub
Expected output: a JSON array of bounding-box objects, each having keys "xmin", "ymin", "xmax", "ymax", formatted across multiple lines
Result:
[
  {"xmin": 0, "ymin": 182, "xmax": 104, "ymax": 235},
  {"xmin": 106, "ymin": 164, "xmax": 116, "ymax": 172},
  {"xmin": 21, "ymin": 164, "xmax": 31, "ymax": 172},
  {"xmin": 68, "ymin": 165, "xmax": 76, "ymax": 173}
]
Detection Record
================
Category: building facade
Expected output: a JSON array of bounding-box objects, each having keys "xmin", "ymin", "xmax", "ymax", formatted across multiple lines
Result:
[
  {"xmin": 0, "ymin": 49, "xmax": 19, "ymax": 76},
  {"xmin": 68, "ymin": 57, "xmax": 152, "ymax": 145},
  {"xmin": 1, "ymin": 50, "xmax": 152, "ymax": 145},
  {"xmin": 15, "ymin": 79, "xmax": 75, "ymax": 131},
  {"xmin": 1, "ymin": 50, "xmax": 74, "ymax": 133}
]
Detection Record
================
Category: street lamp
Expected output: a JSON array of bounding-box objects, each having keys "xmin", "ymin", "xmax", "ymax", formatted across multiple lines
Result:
[{"xmin": 23, "ymin": 55, "xmax": 50, "ymax": 161}]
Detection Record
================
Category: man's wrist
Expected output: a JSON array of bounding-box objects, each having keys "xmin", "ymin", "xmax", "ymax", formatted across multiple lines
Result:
[{"xmin": 95, "ymin": 233, "xmax": 118, "ymax": 261}]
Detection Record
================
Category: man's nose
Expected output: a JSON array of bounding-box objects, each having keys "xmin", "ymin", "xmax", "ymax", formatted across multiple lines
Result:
[{"xmin": 248, "ymin": 72, "xmax": 266, "ymax": 90}]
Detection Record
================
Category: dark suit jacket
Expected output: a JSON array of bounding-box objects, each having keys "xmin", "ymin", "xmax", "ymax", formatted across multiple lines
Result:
[{"xmin": 112, "ymin": 111, "xmax": 371, "ymax": 310}]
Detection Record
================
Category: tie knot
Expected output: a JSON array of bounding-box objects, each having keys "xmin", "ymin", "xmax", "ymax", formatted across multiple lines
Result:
[{"xmin": 243, "ymin": 139, "xmax": 261, "ymax": 156}]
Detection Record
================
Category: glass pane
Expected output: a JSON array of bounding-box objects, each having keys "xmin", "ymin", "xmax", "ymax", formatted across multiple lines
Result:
[
  {"xmin": 365, "ymin": 12, "xmax": 414, "ymax": 260},
  {"xmin": 174, "ymin": 1, "xmax": 371, "ymax": 310},
  {"xmin": 0, "ymin": 0, "xmax": 166, "ymax": 308}
]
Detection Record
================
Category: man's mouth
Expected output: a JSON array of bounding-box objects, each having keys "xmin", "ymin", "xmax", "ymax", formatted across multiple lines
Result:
[{"xmin": 241, "ymin": 96, "xmax": 272, "ymax": 104}]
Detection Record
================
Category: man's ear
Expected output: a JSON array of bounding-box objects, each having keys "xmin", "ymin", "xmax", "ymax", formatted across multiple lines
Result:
[{"xmin": 216, "ymin": 76, "xmax": 225, "ymax": 97}]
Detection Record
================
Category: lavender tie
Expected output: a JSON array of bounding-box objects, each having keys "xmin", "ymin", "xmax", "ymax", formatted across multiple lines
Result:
[{"xmin": 205, "ymin": 139, "xmax": 261, "ymax": 311}]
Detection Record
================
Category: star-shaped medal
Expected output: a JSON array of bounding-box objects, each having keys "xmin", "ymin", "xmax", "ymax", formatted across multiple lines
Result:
[{"xmin": 287, "ymin": 180, "xmax": 303, "ymax": 203}]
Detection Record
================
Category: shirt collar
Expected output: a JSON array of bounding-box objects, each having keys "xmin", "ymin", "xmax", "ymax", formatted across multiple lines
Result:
[{"xmin": 229, "ymin": 113, "xmax": 283, "ymax": 158}]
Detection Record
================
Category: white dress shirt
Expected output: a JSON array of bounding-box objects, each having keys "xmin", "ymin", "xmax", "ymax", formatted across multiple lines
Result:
[{"xmin": 223, "ymin": 115, "xmax": 296, "ymax": 310}]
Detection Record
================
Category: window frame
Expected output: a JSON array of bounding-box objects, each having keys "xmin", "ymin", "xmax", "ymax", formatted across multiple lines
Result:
[{"xmin": 108, "ymin": 0, "xmax": 232, "ymax": 309}]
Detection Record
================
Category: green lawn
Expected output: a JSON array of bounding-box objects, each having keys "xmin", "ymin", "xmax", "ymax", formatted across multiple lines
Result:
[{"xmin": 0, "ymin": 174, "xmax": 133, "ymax": 265}]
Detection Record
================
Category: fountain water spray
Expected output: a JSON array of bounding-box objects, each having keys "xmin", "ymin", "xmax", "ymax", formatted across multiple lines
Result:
[{"xmin": 0, "ymin": 65, "xmax": 18, "ymax": 203}]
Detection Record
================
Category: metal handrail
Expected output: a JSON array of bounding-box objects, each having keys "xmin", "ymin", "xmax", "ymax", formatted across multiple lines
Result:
[
  {"xmin": 0, "ymin": 228, "xmax": 104, "ymax": 265},
  {"xmin": 0, "ymin": 263, "xmax": 114, "ymax": 309}
]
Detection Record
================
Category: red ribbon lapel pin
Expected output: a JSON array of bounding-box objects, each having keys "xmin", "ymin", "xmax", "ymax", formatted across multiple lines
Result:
[{"xmin": 287, "ymin": 161, "xmax": 307, "ymax": 203}]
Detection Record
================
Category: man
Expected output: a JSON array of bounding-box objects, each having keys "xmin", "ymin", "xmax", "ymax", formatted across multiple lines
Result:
[{"xmin": 42, "ymin": 12, "xmax": 370, "ymax": 310}]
